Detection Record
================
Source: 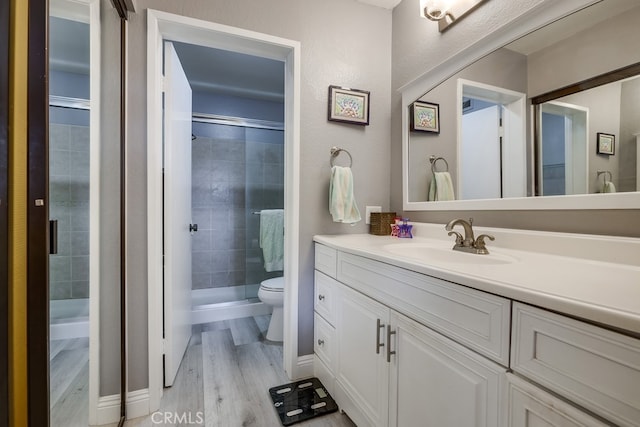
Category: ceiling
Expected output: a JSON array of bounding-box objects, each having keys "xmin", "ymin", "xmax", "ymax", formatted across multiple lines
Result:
[
  {"xmin": 171, "ymin": 42, "xmax": 285, "ymax": 102},
  {"xmin": 49, "ymin": 16, "xmax": 90, "ymax": 74},
  {"xmin": 355, "ymin": 0, "xmax": 402, "ymax": 9}
]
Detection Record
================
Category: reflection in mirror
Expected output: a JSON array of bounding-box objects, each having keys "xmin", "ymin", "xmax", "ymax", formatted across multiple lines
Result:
[
  {"xmin": 49, "ymin": 0, "xmax": 102, "ymax": 425},
  {"xmin": 406, "ymin": 0, "xmax": 640, "ymax": 209},
  {"xmin": 536, "ymin": 75, "xmax": 640, "ymax": 196}
]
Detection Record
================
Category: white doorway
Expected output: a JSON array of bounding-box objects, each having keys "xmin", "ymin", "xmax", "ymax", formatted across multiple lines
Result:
[
  {"xmin": 147, "ymin": 10, "xmax": 301, "ymax": 414},
  {"xmin": 539, "ymin": 101, "xmax": 589, "ymax": 196},
  {"xmin": 457, "ymin": 79, "xmax": 527, "ymax": 200}
]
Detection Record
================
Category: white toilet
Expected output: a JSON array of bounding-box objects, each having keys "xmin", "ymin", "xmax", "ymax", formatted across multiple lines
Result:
[{"xmin": 258, "ymin": 276, "xmax": 284, "ymax": 342}]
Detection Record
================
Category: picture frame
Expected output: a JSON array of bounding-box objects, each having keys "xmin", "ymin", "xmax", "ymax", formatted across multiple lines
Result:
[
  {"xmin": 597, "ymin": 132, "xmax": 615, "ymax": 155},
  {"xmin": 410, "ymin": 101, "xmax": 440, "ymax": 133},
  {"xmin": 328, "ymin": 85, "xmax": 370, "ymax": 125}
]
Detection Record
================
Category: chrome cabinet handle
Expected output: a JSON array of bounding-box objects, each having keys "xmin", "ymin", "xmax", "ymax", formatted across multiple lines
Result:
[
  {"xmin": 376, "ymin": 319, "xmax": 385, "ymax": 354},
  {"xmin": 318, "ymin": 294, "xmax": 325, "ymax": 301},
  {"xmin": 317, "ymin": 339, "xmax": 324, "ymax": 346},
  {"xmin": 386, "ymin": 325, "xmax": 396, "ymax": 363}
]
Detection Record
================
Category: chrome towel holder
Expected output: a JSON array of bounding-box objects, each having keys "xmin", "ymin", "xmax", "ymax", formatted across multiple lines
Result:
[
  {"xmin": 429, "ymin": 155, "xmax": 449, "ymax": 174},
  {"xmin": 330, "ymin": 146, "xmax": 353, "ymax": 167},
  {"xmin": 597, "ymin": 169, "xmax": 613, "ymax": 183}
]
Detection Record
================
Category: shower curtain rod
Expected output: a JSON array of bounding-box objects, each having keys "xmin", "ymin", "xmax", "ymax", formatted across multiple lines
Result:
[
  {"xmin": 49, "ymin": 95, "xmax": 90, "ymax": 110},
  {"xmin": 192, "ymin": 112, "xmax": 284, "ymax": 131}
]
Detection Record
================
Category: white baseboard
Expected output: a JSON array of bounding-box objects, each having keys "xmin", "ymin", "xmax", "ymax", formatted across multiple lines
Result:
[
  {"xmin": 95, "ymin": 394, "xmax": 120, "ymax": 425},
  {"xmin": 191, "ymin": 301, "xmax": 271, "ymax": 324},
  {"xmin": 126, "ymin": 388, "xmax": 151, "ymax": 420},
  {"xmin": 93, "ymin": 388, "xmax": 150, "ymax": 425},
  {"xmin": 295, "ymin": 354, "xmax": 314, "ymax": 379}
]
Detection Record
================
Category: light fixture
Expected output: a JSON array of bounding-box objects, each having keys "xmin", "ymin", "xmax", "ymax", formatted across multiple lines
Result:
[
  {"xmin": 420, "ymin": 0, "xmax": 487, "ymax": 32},
  {"xmin": 420, "ymin": 0, "xmax": 455, "ymax": 22}
]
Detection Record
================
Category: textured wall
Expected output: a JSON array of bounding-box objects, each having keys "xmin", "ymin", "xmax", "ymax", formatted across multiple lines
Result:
[
  {"xmin": 391, "ymin": 0, "xmax": 640, "ymax": 235},
  {"xmin": 124, "ymin": 0, "xmax": 392, "ymax": 390}
]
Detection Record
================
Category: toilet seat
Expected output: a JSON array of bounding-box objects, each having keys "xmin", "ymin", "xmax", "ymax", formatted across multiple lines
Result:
[{"xmin": 260, "ymin": 276, "xmax": 284, "ymax": 292}]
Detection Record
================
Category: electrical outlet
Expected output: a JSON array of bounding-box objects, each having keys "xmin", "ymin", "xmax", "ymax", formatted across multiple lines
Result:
[{"xmin": 365, "ymin": 206, "xmax": 382, "ymax": 224}]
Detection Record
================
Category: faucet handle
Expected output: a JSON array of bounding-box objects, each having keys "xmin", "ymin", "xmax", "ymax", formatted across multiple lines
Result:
[
  {"xmin": 474, "ymin": 234, "xmax": 495, "ymax": 251},
  {"xmin": 447, "ymin": 231, "xmax": 464, "ymax": 246}
]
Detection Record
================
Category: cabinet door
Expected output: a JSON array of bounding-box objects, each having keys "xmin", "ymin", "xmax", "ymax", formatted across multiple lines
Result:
[
  {"xmin": 507, "ymin": 374, "xmax": 609, "ymax": 427},
  {"xmin": 335, "ymin": 285, "xmax": 390, "ymax": 427},
  {"xmin": 389, "ymin": 312, "xmax": 507, "ymax": 427}
]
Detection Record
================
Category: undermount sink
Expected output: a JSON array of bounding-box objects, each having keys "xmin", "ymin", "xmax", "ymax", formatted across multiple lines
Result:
[{"xmin": 382, "ymin": 243, "xmax": 518, "ymax": 266}]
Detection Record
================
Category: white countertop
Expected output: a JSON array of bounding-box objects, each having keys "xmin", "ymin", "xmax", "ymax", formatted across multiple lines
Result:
[{"xmin": 314, "ymin": 225, "xmax": 640, "ymax": 336}]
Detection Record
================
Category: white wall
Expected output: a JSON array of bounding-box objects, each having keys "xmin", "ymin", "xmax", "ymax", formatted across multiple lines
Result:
[{"xmin": 123, "ymin": 0, "xmax": 392, "ymax": 391}]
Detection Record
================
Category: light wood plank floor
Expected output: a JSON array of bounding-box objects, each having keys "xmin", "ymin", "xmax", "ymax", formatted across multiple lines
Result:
[
  {"xmin": 50, "ymin": 337, "xmax": 90, "ymax": 427},
  {"xmin": 125, "ymin": 315, "xmax": 356, "ymax": 427}
]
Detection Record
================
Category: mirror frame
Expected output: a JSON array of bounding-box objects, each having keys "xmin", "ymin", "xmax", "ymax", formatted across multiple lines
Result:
[{"xmin": 401, "ymin": 0, "xmax": 640, "ymax": 211}]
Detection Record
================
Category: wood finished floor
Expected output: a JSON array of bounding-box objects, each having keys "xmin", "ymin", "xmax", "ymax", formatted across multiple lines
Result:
[
  {"xmin": 50, "ymin": 337, "xmax": 90, "ymax": 427},
  {"xmin": 124, "ymin": 315, "xmax": 356, "ymax": 427}
]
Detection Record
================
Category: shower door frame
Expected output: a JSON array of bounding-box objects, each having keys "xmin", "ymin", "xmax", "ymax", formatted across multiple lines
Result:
[{"xmin": 146, "ymin": 10, "xmax": 302, "ymax": 413}]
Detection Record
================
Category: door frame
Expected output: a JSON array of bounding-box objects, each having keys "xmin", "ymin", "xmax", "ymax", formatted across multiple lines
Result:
[
  {"xmin": 0, "ymin": 0, "xmax": 9, "ymax": 423},
  {"xmin": 538, "ymin": 101, "xmax": 589, "ymax": 196},
  {"xmin": 146, "ymin": 9, "xmax": 301, "ymax": 411},
  {"xmin": 457, "ymin": 79, "xmax": 527, "ymax": 199}
]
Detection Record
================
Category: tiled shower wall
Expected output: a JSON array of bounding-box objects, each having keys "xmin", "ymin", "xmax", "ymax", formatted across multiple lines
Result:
[
  {"xmin": 49, "ymin": 123, "xmax": 90, "ymax": 300},
  {"xmin": 191, "ymin": 124, "xmax": 284, "ymax": 294}
]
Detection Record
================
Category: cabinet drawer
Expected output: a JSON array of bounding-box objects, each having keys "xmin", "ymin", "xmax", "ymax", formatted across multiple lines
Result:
[
  {"xmin": 512, "ymin": 302, "xmax": 640, "ymax": 427},
  {"xmin": 337, "ymin": 251, "xmax": 511, "ymax": 365},
  {"xmin": 507, "ymin": 373, "xmax": 608, "ymax": 427},
  {"xmin": 315, "ymin": 243, "xmax": 337, "ymax": 278},
  {"xmin": 314, "ymin": 313, "xmax": 337, "ymax": 372},
  {"xmin": 314, "ymin": 271, "xmax": 336, "ymax": 325}
]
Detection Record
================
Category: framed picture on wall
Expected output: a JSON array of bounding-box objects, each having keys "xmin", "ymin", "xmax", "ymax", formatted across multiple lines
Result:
[
  {"xmin": 597, "ymin": 132, "xmax": 615, "ymax": 155},
  {"xmin": 328, "ymin": 85, "xmax": 370, "ymax": 125},
  {"xmin": 410, "ymin": 101, "xmax": 440, "ymax": 133}
]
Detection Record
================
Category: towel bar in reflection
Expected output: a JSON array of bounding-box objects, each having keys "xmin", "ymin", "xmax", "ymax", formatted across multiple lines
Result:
[
  {"xmin": 330, "ymin": 146, "xmax": 353, "ymax": 167},
  {"xmin": 597, "ymin": 169, "xmax": 613, "ymax": 183},
  {"xmin": 429, "ymin": 155, "xmax": 449, "ymax": 174}
]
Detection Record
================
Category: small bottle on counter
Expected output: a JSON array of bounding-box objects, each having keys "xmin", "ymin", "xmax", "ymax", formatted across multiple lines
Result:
[
  {"xmin": 398, "ymin": 218, "xmax": 413, "ymax": 238},
  {"xmin": 390, "ymin": 216, "xmax": 401, "ymax": 237}
]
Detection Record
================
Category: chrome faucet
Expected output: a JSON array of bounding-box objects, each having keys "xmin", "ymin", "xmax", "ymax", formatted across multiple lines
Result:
[{"xmin": 445, "ymin": 218, "xmax": 495, "ymax": 254}]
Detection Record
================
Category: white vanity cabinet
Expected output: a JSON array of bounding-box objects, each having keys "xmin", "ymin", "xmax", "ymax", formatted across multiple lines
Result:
[
  {"xmin": 313, "ymin": 243, "xmax": 508, "ymax": 427},
  {"xmin": 389, "ymin": 312, "xmax": 506, "ymax": 427},
  {"xmin": 334, "ymin": 283, "xmax": 390, "ymax": 427},
  {"xmin": 506, "ymin": 373, "xmax": 609, "ymax": 427}
]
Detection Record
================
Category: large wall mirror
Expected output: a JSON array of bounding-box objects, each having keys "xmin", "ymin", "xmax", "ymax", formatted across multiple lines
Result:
[{"xmin": 402, "ymin": 0, "xmax": 640, "ymax": 210}]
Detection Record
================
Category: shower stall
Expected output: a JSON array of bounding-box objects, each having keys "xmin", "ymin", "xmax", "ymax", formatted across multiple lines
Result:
[
  {"xmin": 190, "ymin": 115, "xmax": 284, "ymax": 323},
  {"xmin": 49, "ymin": 97, "xmax": 91, "ymax": 340}
]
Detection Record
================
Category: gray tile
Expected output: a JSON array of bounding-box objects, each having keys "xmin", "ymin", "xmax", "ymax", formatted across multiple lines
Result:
[
  {"xmin": 210, "ymin": 272, "xmax": 234, "ymax": 288},
  {"xmin": 50, "ymin": 150, "xmax": 70, "ymax": 177},
  {"xmin": 71, "ymin": 281, "xmax": 90, "ymax": 298},
  {"xmin": 191, "ymin": 229, "xmax": 211, "ymax": 252},
  {"xmin": 264, "ymin": 164, "xmax": 284, "ymax": 185},
  {"xmin": 69, "ymin": 150, "xmax": 90, "ymax": 177},
  {"xmin": 212, "ymin": 139, "xmax": 245, "ymax": 162},
  {"xmin": 50, "ymin": 124, "xmax": 70, "ymax": 150},
  {"xmin": 191, "ymin": 208, "xmax": 212, "ymax": 231},
  {"xmin": 210, "ymin": 250, "xmax": 230, "ymax": 272},
  {"xmin": 229, "ymin": 249, "xmax": 246, "ymax": 271},
  {"xmin": 210, "ymin": 207, "xmax": 230, "ymax": 230},
  {"xmin": 192, "ymin": 273, "xmax": 211, "ymax": 290},
  {"xmin": 50, "ymin": 180, "xmax": 71, "ymax": 204},
  {"xmin": 50, "ymin": 256, "xmax": 72, "ymax": 282},
  {"xmin": 264, "ymin": 143, "xmax": 284, "ymax": 164},
  {"xmin": 50, "ymin": 281, "xmax": 72, "ymax": 300},
  {"xmin": 71, "ymin": 256, "xmax": 90, "ymax": 282},
  {"xmin": 246, "ymin": 162, "xmax": 264, "ymax": 184},
  {"xmin": 69, "ymin": 125, "xmax": 90, "ymax": 152},
  {"xmin": 71, "ymin": 231, "xmax": 90, "ymax": 256},
  {"xmin": 246, "ymin": 141, "xmax": 265, "ymax": 164},
  {"xmin": 69, "ymin": 203, "xmax": 90, "ymax": 231},
  {"xmin": 54, "ymin": 230, "xmax": 71, "ymax": 256},
  {"xmin": 192, "ymin": 251, "xmax": 213, "ymax": 274},
  {"xmin": 69, "ymin": 178, "xmax": 90, "ymax": 202}
]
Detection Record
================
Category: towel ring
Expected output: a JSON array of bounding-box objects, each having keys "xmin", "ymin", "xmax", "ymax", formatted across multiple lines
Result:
[
  {"xmin": 330, "ymin": 146, "xmax": 353, "ymax": 167},
  {"xmin": 597, "ymin": 170, "xmax": 612, "ymax": 183},
  {"xmin": 429, "ymin": 155, "xmax": 449, "ymax": 174}
]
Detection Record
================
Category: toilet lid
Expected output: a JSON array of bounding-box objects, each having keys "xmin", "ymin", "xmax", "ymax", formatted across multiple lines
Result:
[{"xmin": 261, "ymin": 276, "xmax": 284, "ymax": 291}]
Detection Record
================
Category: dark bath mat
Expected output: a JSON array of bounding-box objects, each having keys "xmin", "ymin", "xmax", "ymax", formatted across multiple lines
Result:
[{"xmin": 268, "ymin": 377, "xmax": 338, "ymax": 426}]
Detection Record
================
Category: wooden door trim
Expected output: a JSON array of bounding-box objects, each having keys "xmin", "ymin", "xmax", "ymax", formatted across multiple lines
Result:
[{"xmin": 26, "ymin": 0, "xmax": 49, "ymax": 425}]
